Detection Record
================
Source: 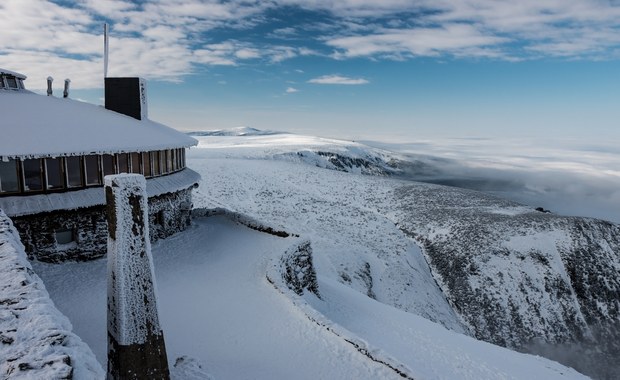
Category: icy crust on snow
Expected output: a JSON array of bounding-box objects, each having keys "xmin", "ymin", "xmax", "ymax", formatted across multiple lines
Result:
[
  {"xmin": 0, "ymin": 168, "xmax": 200, "ymax": 217},
  {"xmin": 0, "ymin": 209, "xmax": 104, "ymax": 379},
  {"xmin": 0, "ymin": 91, "xmax": 197, "ymax": 159},
  {"xmin": 105, "ymin": 174, "xmax": 163, "ymax": 346}
]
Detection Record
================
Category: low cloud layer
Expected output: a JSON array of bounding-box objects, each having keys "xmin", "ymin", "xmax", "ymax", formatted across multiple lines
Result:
[{"xmin": 365, "ymin": 138, "xmax": 620, "ymax": 223}]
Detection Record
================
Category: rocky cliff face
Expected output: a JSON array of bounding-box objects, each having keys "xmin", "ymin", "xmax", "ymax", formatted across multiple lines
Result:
[{"xmin": 391, "ymin": 183, "xmax": 619, "ymax": 379}]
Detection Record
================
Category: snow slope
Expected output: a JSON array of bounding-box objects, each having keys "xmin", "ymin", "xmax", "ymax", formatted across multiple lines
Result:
[
  {"xmin": 34, "ymin": 217, "xmax": 401, "ymax": 380},
  {"xmin": 188, "ymin": 131, "xmax": 618, "ymax": 379},
  {"xmin": 25, "ymin": 129, "xmax": 616, "ymax": 379},
  {"xmin": 34, "ymin": 216, "xmax": 588, "ymax": 380}
]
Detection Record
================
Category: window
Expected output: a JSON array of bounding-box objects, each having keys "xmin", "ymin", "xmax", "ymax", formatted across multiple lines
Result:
[
  {"xmin": 66, "ymin": 156, "xmax": 83, "ymax": 187},
  {"xmin": 131, "ymin": 152, "xmax": 141, "ymax": 174},
  {"xmin": 176, "ymin": 149, "xmax": 183, "ymax": 170},
  {"xmin": 102, "ymin": 154, "xmax": 116, "ymax": 177},
  {"xmin": 55, "ymin": 229, "xmax": 75, "ymax": 246},
  {"xmin": 23, "ymin": 159, "xmax": 43, "ymax": 191},
  {"xmin": 141, "ymin": 152, "xmax": 151, "ymax": 177},
  {"xmin": 171, "ymin": 149, "xmax": 177, "ymax": 171},
  {"xmin": 151, "ymin": 151, "xmax": 160, "ymax": 176},
  {"xmin": 0, "ymin": 159, "xmax": 20, "ymax": 193},
  {"xmin": 181, "ymin": 149, "xmax": 186, "ymax": 168},
  {"xmin": 166, "ymin": 150, "xmax": 173, "ymax": 173},
  {"xmin": 6, "ymin": 77, "xmax": 17, "ymax": 89},
  {"xmin": 117, "ymin": 153, "xmax": 129, "ymax": 174},
  {"xmin": 84, "ymin": 155, "xmax": 101, "ymax": 185},
  {"xmin": 45, "ymin": 157, "xmax": 64, "ymax": 190},
  {"xmin": 155, "ymin": 210, "xmax": 165, "ymax": 226}
]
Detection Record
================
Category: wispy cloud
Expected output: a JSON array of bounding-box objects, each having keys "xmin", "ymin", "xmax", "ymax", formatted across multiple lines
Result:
[
  {"xmin": 308, "ymin": 75, "xmax": 369, "ymax": 85},
  {"xmin": 285, "ymin": 87, "xmax": 299, "ymax": 93},
  {"xmin": 2, "ymin": 0, "xmax": 620, "ymax": 89}
]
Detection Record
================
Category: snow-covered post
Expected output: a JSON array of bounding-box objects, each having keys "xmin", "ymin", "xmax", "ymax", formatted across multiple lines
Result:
[{"xmin": 105, "ymin": 174, "xmax": 170, "ymax": 380}]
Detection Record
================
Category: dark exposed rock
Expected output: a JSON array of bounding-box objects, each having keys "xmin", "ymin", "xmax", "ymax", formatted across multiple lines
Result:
[
  {"xmin": 392, "ymin": 183, "xmax": 619, "ymax": 379},
  {"xmin": 280, "ymin": 241, "xmax": 320, "ymax": 298}
]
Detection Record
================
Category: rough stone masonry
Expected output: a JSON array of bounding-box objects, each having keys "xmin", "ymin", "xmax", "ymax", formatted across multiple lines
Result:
[{"xmin": 105, "ymin": 174, "xmax": 169, "ymax": 380}]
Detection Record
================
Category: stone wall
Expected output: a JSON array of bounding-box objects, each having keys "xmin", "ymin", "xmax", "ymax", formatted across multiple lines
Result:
[
  {"xmin": 11, "ymin": 187, "xmax": 193, "ymax": 262},
  {"xmin": 0, "ymin": 209, "xmax": 105, "ymax": 378}
]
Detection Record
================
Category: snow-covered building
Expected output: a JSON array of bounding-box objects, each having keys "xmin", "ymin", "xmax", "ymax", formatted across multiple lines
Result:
[{"xmin": 0, "ymin": 68, "xmax": 200, "ymax": 261}]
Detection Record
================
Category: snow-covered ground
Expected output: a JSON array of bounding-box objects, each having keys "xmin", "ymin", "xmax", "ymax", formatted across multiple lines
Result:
[
  {"xmin": 34, "ymin": 216, "xmax": 586, "ymax": 380},
  {"xmin": 30, "ymin": 130, "xmax": 598, "ymax": 379}
]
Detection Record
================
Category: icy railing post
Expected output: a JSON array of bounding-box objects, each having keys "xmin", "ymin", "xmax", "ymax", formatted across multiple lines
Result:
[{"xmin": 105, "ymin": 174, "xmax": 170, "ymax": 380}]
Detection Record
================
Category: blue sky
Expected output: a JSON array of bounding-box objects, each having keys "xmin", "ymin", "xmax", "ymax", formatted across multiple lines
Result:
[{"xmin": 1, "ymin": 0, "xmax": 619, "ymax": 141}]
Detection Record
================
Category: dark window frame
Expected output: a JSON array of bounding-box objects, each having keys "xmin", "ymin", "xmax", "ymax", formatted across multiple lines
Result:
[
  {"xmin": 44, "ymin": 157, "xmax": 65, "ymax": 190},
  {"xmin": 65, "ymin": 156, "xmax": 83, "ymax": 188},
  {"xmin": 0, "ymin": 158, "xmax": 21, "ymax": 194},
  {"xmin": 22, "ymin": 158, "xmax": 44, "ymax": 192},
  {"xmin": 84, "ymin": 154, "xmax": 102, "ymax": 186}
]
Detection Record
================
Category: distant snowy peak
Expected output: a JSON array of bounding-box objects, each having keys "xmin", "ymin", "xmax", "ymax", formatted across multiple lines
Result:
[
  {"xmin": 188, "ymin": 127, "xmax": 281, "ymax": 136},
  {"xmin": 192, "ymin": 132, "xmax": 406, "ymax": 176}
]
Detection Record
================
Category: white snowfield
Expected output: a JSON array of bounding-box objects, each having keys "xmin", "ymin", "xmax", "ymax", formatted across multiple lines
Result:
[{"xmin": 32, "ymin": 131, "xmax": 588, "ymax": 379}]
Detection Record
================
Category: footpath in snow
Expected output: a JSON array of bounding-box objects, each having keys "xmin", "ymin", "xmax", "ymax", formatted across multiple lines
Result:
[{"xmin": 33, "ymin": 216, "xmax": 399, "ymax": 379}]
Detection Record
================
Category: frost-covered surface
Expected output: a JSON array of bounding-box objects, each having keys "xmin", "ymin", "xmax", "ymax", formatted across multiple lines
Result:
[
  {"xmin": 22, "ymin": 130, "xmax": 616, "ymax": 379},
  {"xmin": 35, "ymin": 217, "xmax": 402, "ymax": 379},
  {"xmin": 0, "ymin": 168, "xmax": 200, "ymax": 217},
  {"xmin": 0, "ymin": 90, "xmax": 197, "ymax": 159},
  {"xmin": 266, "ymin": 241, "xmax": 587, "ymax": 380},
  {"xmin": 0, "ymin": 209, "xmax": 104, "ymax": 379},
  {"xmin": 105, "ymin": 174, "xmax": 163, "ymax": 346},
  {"xmin": 188, "ymin": 132, "xmax": 617, "ymax": 379},
  {"xmin": 34, "ymin": 216, "xmax": 588, "ymax": 380}
]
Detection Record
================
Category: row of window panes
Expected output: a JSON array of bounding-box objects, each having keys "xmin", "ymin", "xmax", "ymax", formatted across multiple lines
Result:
[
  {"xmin": 0, "ymin": 75, "xmax": 25, "ymax": 90},
  {"xmin": 0, "ymin": 149, "xmax": 186, "ymax": 195}
]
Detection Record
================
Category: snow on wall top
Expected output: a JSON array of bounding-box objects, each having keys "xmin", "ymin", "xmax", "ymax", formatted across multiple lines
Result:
[
  {"xmin": 0, "ymin": 91, "xmax": 197, "ymax": 159},
  {"xmin": 0, "ymin": 209, "xmax": 104, "ymax": 378},
  {"xmin": 0, "ymin": 168, "xmax": 200, "ymax": 217},
  {"xmin": 0, "ymin": 68, "xmax": 26, "ymax": 79}
]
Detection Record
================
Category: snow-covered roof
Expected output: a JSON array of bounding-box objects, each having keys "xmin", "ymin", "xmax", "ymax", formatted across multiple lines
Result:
[
  {"xmin": 0, "ymin": 91, "xmax": 197, "ymax": 159},
  {"xmin": 0, "ymin": 168, "xmax": 200, "ymax": 217},
  {"xmin": 0, "ymin": 68, "xmax": 26, "ymax": 79}
]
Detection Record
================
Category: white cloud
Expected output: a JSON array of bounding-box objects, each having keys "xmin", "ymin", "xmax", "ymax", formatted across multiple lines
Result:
[
  {"xmin": 235, "ymin": 48, "xmax": 261, "ymax": 59},
  {"xmin": 327, "ymin": 24, "xmax": 508, "ymax": 59},
  {"xmin": 308, "ymin": 75, "xmax": 369, "ymax": 85},
  {"xmin": 285, "ymin": 87, "xmax": 298, "ymax": 93},
  {"xmin": 2, "ymin": 0, "xmax": 620, "ymax": 90}
]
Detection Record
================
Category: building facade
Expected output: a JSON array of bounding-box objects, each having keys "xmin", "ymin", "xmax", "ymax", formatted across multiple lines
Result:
[{"xmin": 0, "ymin": 69, "xmax": 200, "ymax": 262}]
